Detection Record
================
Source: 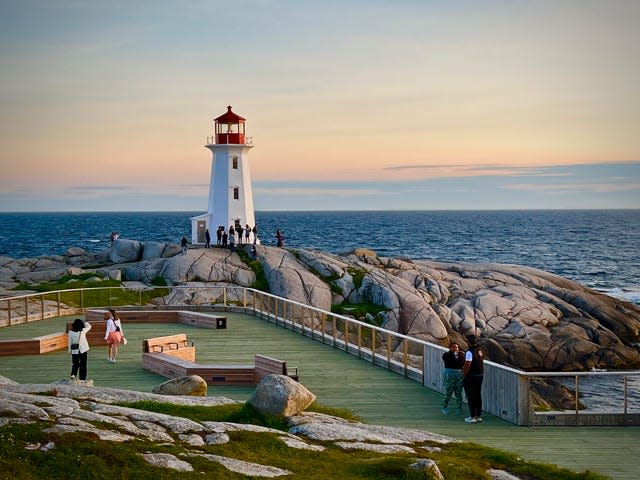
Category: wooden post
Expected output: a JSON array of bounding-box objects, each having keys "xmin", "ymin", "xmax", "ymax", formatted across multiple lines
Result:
[
  {"xmin": 386, "ymin": 332, "xmax": 392, "ymax": 368},
  {"xmin": 357, "ymin": 324, "xmax": 362, "ymax": 358},
  {"xmin": 7, "ymin": 298, "xmax": 11, "ymax": 326},
  {"xmin": 371, "ymin": 329, "xmax": 376, "ymax": 364},
  {"xmin": 57, "ymin": 292, "xmax": 61, "ymax": 317},
  {"xmin": 403, "ymin": 339, "xmax": 409, "ymax": 377},
  {"xmin": 24, "ymin": 296, "xmax": 28, "ymax": 323},
  {"xmin": 40, "ymin": 294, "xmax": 45, "ymax": 320},
  {"xmin": 344, "ymin": 321, "xmax": 349, "ymax": 352},
  {"xmin": 575, "ymin": 375, "xmax": 580, "ymax": 426},
  {"xmin": 332, "ymin": 316, "xmax": 336, "ymax": 346}
]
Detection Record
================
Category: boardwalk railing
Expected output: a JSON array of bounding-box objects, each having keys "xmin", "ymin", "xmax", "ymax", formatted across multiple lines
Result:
[{"xmin": 2, "ymin": 285, "xmax": 639, "ymax": 426}]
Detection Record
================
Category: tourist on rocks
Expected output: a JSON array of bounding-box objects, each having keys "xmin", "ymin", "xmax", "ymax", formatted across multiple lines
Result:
[
  {"xmin": 237, "ymin": 224, "xmax": 244, "ymax": 245},
  {"xmin": 462, "ymin": 334, "xmax": 485, "ymax": 423},
  {"xmin": 275, "ymin": 229, "xmax": 284, "ymax": 248},
  {"xmin": 204, "ymin": 228, "xmax": 211, "ymax": 248},
  {"xmin": 104, "ymin": 309, "xmax": 125, "ymax": 363},
  {"xmin": 252, "ymin": 225, "xmax": 258, "ymax": 244},
  {"xmin": 441, "ymin": 342, "xmax": 464, "ymax": 415},
  {"xmin": 216, "ymin": 226, "xmax": 223, "ymax": 246},
  {"xmin": 245, "ymin": 224, "xmax": 251, "ymax": 243},
  {"xmin": 181, "ymin": 236, "xmax": 188, "ymax": 255},
  {"xmin": 68, "ymin": 318, "xmax": 92, "ymax": 380},
  {"xmin": 229, "ymin": 228, "xmax": 236, "ymax": 252},
  {"xmin": 221, "ymin": 230, "xmax": 228, "ymax": 249}
]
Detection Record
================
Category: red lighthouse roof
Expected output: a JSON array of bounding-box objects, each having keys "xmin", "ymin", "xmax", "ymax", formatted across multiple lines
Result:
[{"xmin": 215, "ymin": 105, "xmax": 245, "ymax": 123}]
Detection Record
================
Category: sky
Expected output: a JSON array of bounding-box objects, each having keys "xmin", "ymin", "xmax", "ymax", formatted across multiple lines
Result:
[{"xmin": 0, "ymin": 0, "xmax": 639, "ymax": 212}]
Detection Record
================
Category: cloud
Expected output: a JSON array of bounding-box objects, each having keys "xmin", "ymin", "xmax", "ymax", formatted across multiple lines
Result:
[
  {"xmin": 255, "ymin": 186, "xmax": 388, "ymax": 197},
  {"xmin": 503, "ymin": 182, "xmax": 640, "ymax": 193}
]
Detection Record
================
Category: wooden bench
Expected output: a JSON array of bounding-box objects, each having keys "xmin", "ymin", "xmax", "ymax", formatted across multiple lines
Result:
[
  {"xmin": 255, "ymin": 354, "xmax": 299, "ymax": 382},
  {"xmin": 0, "ymin": 332, "xmax": 67, "ymax": 356},
  {"xmin": 141, "ymin": 334, "xmax": 299, "ymax": 386},
  {"xmin": 66, "ymin": 321, "xmax": 108, "ymax": 346},
  {"xmin": 142, "ymin": 334, "xmax": 195, "ymax": 362},
  {"xmin": 85, "ymin": 309, "xmax": 227, "ymax": 328}
]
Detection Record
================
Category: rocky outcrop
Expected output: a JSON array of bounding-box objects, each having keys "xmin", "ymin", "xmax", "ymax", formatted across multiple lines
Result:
[
  {"xmin": 1, "ymin": 242, "xmax": 639, "ymax": 372},
  {"xmin": 0, "ymin": 376, "xmax": 455, "ymax": 478}
]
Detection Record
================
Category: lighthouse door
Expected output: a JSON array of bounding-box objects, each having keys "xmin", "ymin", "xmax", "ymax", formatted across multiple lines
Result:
[{"xmin": 197, "ymin": 221, "xmax": 207, "ymax": 243}]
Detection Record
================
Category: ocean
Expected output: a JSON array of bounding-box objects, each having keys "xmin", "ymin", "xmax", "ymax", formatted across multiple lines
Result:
[{"xmin": 1, "ymin": 210, "xmax": 639, "ymax": 306}]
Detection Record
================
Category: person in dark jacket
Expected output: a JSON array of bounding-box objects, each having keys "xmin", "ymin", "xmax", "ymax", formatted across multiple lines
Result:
[
  {"xmin": 204, "ymin": 229, "xmax": 211, "ymax": 248},
  {"xmin": 68, "ymin": 318, "xmax": 92, "ymax": 380},
  {"xmin": 462, "ymin": 334, "xmax": 485, "ymax": 423},
  {"xmin": 441, "ymin": 342, "xmax": 464, "ymax": 414}
]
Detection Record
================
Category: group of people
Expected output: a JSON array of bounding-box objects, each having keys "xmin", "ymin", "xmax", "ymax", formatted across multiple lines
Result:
[
  {"xmin": 441, "ymin": 334, "xmax": 485, "ymax": 423},
  {"xmin": 67, "ymin": 309, "xmax": 127, "ymax": 380},
  {"xmin": 202, "ymin": 224, "xmax": 259, "ymax": 250}
]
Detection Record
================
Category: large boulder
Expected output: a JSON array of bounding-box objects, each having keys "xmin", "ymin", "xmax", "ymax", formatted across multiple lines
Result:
[
  {"xmin": 160, "ymin": 248, "xmax": 255, "ymax": 285},
  {"xmin": 110, "ymin": 239, "xmax": 142, "ymax": 263},
  {"xmin": 152, "ymin": 375, "xmax": 208, "ymax": 396},
  {"xmin": 247, "ymin": 374, "xmax": 316, "ymax": 416},
  {"xmin": 259, "ymin": 247, "xmax": 332, "ymax": 311}
]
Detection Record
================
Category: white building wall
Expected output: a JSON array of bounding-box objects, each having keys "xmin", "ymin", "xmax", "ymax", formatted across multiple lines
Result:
[{"xmin": 206, "ymin": 144, "xmax": 255, "ymax": 234}]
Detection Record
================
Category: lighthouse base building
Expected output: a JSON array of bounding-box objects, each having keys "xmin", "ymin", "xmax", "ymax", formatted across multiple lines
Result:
[{"xmin": 190, "ymin": 106, "xmax": 258, "ymax": 245}]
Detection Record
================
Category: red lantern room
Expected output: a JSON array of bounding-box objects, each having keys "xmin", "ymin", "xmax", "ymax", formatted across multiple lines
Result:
[{"xmin": 214, "ymin": 105, "xmax": 246, "ymax": 144}]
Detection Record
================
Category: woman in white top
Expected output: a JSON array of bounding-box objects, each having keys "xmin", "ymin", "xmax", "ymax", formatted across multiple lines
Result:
[
  {"xmin": 68, "ymin": 318, "xmax": 92, "ymax": 380},
  {"xmin": 104, "ymin": 309, "xmax": 124, "ymax": 362}
]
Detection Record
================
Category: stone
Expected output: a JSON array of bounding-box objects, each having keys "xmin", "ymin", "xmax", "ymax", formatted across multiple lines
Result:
[
  {"xmin": 141, "ymin": 453, "xmax": 193, "ymax": 472},
  {"xmin": 410, "ymin": 459, "xmax": 444, "ymax": 480},
  {"xmin": 109, "ymin": 238, "xmax": 142, "ymax": 263},
  {"xmin": 248, "ymin": 374, "xmax": 316, "ymax": 417},
  {"xmin": 334, "ymin": 441, "xmax": 415, "ymax": 453},
  {"xmin": 185, "ymin": 453, "xmax": 291, "ymax": 477},
  {"xmin": 152, "ymin": 375, "xmax": 208, "ymax": 396}
]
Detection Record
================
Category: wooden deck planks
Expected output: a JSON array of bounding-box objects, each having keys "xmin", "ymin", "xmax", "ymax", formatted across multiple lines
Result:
[{"xmin": 0, "ymin": 312, "xmax": 638, "ymax": 479}]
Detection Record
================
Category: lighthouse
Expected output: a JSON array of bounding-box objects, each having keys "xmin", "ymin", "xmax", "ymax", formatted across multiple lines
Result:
[{"xmin": 190, "ymin": 106, "xmax": 257, "ymax": 244}]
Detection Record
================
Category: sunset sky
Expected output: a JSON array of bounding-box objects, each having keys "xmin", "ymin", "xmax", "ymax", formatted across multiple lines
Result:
[{"xmin": 1, "ymin": 1, "xmax": 638, "ymax": 211}]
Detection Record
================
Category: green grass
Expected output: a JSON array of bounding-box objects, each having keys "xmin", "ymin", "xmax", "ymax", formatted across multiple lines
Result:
[
  {"xmin": 332, "ymin": 302, "xmax": 387, "ymax": 326},
  {"xmin": 236, "ymin": 248, "xmax": 269, "ymax": 291},
  {"xmin": 0, "ymin": 418, "xmax": 608, "ymax": 480}
]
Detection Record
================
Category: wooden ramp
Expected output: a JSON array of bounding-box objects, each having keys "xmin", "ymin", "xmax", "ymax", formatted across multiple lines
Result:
[{"xmin": 0, "ymin": 312, "xmax": 638, "ymax": 480}]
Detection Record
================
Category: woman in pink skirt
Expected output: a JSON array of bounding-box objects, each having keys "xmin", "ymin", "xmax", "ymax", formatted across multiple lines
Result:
[{"xmin": 104, "ymin": 309, "xmax": 125, "ymax": 362}]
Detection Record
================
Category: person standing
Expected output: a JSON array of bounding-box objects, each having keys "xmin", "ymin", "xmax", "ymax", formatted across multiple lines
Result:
[
  {"xmin": 104, "ymin": 309, "xmax": 125, "ymax": 363},
  {"xmin": 216, "ymin": 227, "xmax": 223, "ymax": 246},
  {"xmin": 441, "ymin": 342, "xmax": 464, "ymax": 415},
  {"xmin": 229, "ymin": 228, "xmax": 236, "ymax": 252},
  {"xmin": 221, "ymin": 230, "xmax": 228, "ymax": 249},
  {"xmin": 68, "ymin": 318, "xmax": 92, "ymax": 380},
  {"xmin": 181, "ymin": 236, "xmax": 188, "ymax": 255},
  {"xmin": 252, "ymin": 225, "xmax": 258, "ymax": 244},
  {"xmin": 245, "ymin": 224, "xmax": 251, "ymax": 243},
  {"xmin": 204, "ymin": 229, "xmax": 211, "ymax": 248},
  {"xmin": 275, "ymin": 229, "xmax": 284, "ymax": 248},
  {"xmin": 462, "ymin": 334, "xmax": 485, "ymax": 423},
  {"xmin": 237, "ymin": 224, "xmax": 244, "ymax": 245}
]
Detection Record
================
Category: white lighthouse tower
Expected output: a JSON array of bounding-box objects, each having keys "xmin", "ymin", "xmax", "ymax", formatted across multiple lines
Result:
[{"xmin": 190, "ymin": 106, "xmax": 257, "ymax": 244}]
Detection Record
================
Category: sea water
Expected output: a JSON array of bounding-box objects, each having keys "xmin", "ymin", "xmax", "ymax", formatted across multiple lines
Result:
[{"xmin": 1, "ymin": 210, "xmax": 638, "ymax": 305}]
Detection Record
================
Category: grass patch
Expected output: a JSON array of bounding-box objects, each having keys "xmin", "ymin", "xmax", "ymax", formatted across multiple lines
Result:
[
  {"xmin": 0, "ymin": 414, "xmax": 609, "ymax": 480},
  {"xmin": 332, "ymin": 302, "xmax": 387, "ymax": 326},
  {"xmin": 236, "ymin": 248, "xmax": 269, "ymax": 291}
]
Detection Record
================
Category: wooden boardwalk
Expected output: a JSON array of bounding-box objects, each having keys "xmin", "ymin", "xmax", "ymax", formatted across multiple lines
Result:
[{"xmin": 0, "ymin": 312, "xmax": 638, "ymax": 479}]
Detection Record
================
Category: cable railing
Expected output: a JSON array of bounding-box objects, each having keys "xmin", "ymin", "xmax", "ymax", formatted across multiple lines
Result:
[{"xmin": 1, "ymin": 285, "xmax": 639, "ymax": 426}]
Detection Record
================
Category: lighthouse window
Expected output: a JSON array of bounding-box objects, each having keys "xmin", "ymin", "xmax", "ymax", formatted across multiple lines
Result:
[
  {"xmin": 233, "ymin": 187, "xmax": 239, "ymax": 199},
  {"xmin": 232, "ymin": 157, "xmax": 238, "ymax": 169}
]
